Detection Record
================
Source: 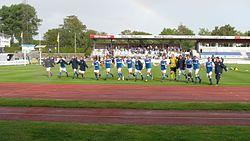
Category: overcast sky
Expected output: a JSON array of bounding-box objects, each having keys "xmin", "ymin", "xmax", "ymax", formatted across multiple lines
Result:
[{"xmin": 1, "ymin": 0, "xmax": 250, "ymax": 38}]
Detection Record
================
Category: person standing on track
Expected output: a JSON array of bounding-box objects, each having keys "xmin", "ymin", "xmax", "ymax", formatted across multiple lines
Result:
[
  {"xmin": 69, "ymin": 56, "xmax": 79, "ymax": 79},
  {"xmin": 57, "ymin": 56, "xmax": 69, "ymax": 78},
  {"xmin": 214, "ymin": 57, "xmax": 227, "ymax": 86},
  {"xmin": 205, "ymin": 57, "xmax": 215, "ymax": 85},
  {"xmin": 78, "ymin": 56, "xmax": 88, "ymax": 79}
]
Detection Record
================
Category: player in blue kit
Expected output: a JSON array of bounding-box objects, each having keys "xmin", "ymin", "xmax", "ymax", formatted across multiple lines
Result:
[
  {"xmin": 57, "ymin": 56, "xmax": 69, "ymax": 78},
  {"xmin": 126, "ymin": 57, "xmax": 135, "ymax": 80},
  {"xmin": 93, "ymin": 58, "xmax": 101, "ymax": 80},
  {"xmin": 160, "ymin": 56, "xmax": 168, "ymax": 82},
  {"xmin": 134, "ymin": 57, "xmax": 144, "ymax": 81},
  {"xmin": 185, "ymin": 55, "xmax": 193, "ymax": 83},
  {"xmin": 206, "ymin": 57, "xmax": 215, "ymax": 85},
  {"xmin": 193, "ymin": 56, "xmax": 202, "ymax": 84},
  {"xmin": 104, "ymin": 56, "xmax": 114, "ymax": 80},
  {"xmin": 145, "ymin": 56, "xmax": 153, "ymax": 82},
  {"xmin": 115, "ymin": 57, "xmax": 125, "ymax": 81}
]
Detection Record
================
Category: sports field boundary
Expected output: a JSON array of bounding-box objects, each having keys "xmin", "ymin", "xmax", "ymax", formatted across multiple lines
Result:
[{"xmin": 1, "ymin": 98, "xmax": 250, "ymax": 111}]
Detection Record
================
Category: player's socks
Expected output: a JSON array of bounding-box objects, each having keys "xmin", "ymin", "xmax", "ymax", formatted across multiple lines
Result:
[
  {"xmin": 141, "ymin": 74, "xmax": 144, "ymax": 80},
  {"xmin": 177, "ymin": 75, "xmax": 181, "ymax": 81},
  {"xmin": 58, "ymin": 72, "xmax": 62, "ymax": 78},
  {"xmin": 198, "ymin": 76, "xmax": 202, "ymax": 84},
  {"xmin": 135, "ymin": 74, "xmax": 138, "ymax": 81},
  {"xmin": 195, "ymin": 77, "xmax": 198, "ymax": 83},
  {"xmin": 150, "ymin": 74, "xmax": 153, "ymax": 80},
  {"xmin": 94, "ymin": 73, "xmax": 98, "ymax": 80},
  {"xmin": 118, "ymin": 73, "xmax": 121, "ymax": 78},
  {"xmin": 110, "ymin": 73, "xmax": 114, "ymax": 78},
  {"xmin": 146, "ymin": 74, "xmax": 149, "ymax": 81},
  {"xmin": 73, "ymin": 72, "xmax": 77, "ymax": 79},
  {"xmin": 216, "ymin": 79, "xmax": 219, "ymax": 85},
  {"xmin": 209, "ymin": 78, "xmax": 212, "ymax": 85},
  {"xmin": 162, "ymin": 74, "xmax": 166, "ymax": 80}
]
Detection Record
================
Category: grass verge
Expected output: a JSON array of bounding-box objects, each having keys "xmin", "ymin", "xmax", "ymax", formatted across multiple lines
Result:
[
  {"xmin": 0, "ymin": 120, "xmax": 250, "ymax": 141},
  {"xmin": 1, "ymin": 98, "xmax": 250, "ymax": 111}
]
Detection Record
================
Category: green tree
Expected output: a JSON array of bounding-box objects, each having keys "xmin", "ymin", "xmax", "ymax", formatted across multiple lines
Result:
[
  {"xmin": 160, "ymin": 28, "xmax": 177, "ymax": 35},
  {"xmin": 160, "ymin": 25, "xmax": 195, "ymax": 49},
  {"xmin": 121, "ymin": 30, "xmax": 132, "ymax": 35},
  {"xmin": 0, "ymin": 4, "xmax": 41, "ymax": 44},
  {"xmin": 176, "ymin": 24, "xmax": 194, "ymax": 35},
  {"xmin": 43, "ymin": 28, "xmax": 60, "ymax": 48},
  {"xmin": 244, "ymin": 31, "xmax": 250, "ymax": 36},
  {"xmin": 44, "ymin": 15, "xmax": 87, "ymax": 49},
  {"xmin": 211, "ymin": 24, "xmax": 239, "ymax": 36},
  {"xmin": 198, "ymin": 28, "xmax": 211, "ymax": 35}
]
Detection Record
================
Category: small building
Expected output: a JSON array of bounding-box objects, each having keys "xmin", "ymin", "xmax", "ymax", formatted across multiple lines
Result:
[{"xmin": 0, "ymin": 33, "xmax": 11, "ymax": 53}]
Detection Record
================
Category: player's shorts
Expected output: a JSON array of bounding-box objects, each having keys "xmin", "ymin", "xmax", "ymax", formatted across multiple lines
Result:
[
  {"xmin": 161, "ymin": 70, "xmax": 166, "ymax": 74},
  {"xmin": 79, "ymin": 70, "xmax": 85, "ymax": 74},
  {"xmin": 117, "ymin": 68, "xmax": 122, "ymax": 72},
  {"xmin": 186, "ymin": 68, "xmax": 193, "ymax": 73},
  {"xmin": 46, "ymin": 67, "xmax": 51, "ymax": 72},
  {"xmin": 73, "ymin": 69, "xmax": 77, "ymax": 72},
  {"xmin": 146, "ymin": 68, "xmax": 152, "ymax": 73},
  {"xmin": 128, "ymin": 68, "xmax": 133, "ymax": 73},
  {"xmin": 194, "ymin": 69, "xmax": 200, "ymax": 75},
  {"xmin": 94, "ymin": 70, "xmax": 100, "ymax": 73},
  {"xmin": 170, "ymin": 67, "xmax": 177, "ymax": 73},
  {"xmin": 135, "ymin": 69, "xmax": 142, "ymax": 74},
  {"xmin": 60, "ymin": 67, "xmax": 67, "ymax": 72},
  {"xmin": 207, "ymin": 71, "xmax": 213, "ymax": 77},
  {"xmin": 106, "ymin": 68, "xmax": 111, "ymax": 73}
]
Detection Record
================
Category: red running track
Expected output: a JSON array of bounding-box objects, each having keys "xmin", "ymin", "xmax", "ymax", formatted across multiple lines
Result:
[
  {"xmin": 1, "ymin": 107, "xmax": 250, "ymax": 126},
  {"xmin": 0, "ymin": 83, "xmax": 250, "ymax": 102}
]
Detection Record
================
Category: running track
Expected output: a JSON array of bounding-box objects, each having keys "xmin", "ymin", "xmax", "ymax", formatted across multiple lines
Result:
[
  {"xmin": 0, "ymin": 83, "xmax": 250, "ymax": 102},
  {"xmin": 1, "ymin": 107, "xmax": 250, "ymax": 126},
  {"xmin": 1, "ymin": 83, "xmax": 250, "ymax": 125}
]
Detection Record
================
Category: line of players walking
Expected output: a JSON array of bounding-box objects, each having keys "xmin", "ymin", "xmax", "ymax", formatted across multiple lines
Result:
[{"xmin": 43, "ymin": 54, "xmax": 227, "ymax": 85}]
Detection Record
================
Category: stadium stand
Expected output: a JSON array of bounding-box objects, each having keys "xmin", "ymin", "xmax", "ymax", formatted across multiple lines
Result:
[{"xmin": 246, "ymin": 52, "xmax": 250, "ymax": 59}]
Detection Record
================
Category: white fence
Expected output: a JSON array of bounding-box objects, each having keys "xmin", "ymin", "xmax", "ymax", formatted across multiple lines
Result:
[{"xmin": 0, "ymin": 60, "xmax": 29, "ymax": 66}]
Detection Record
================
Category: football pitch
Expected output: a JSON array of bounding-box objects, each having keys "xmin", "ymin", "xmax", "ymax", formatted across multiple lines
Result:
[
  {"xmin": 0, "ymin": 64, "xmax": 250, "ymax": 141},
  {"xmin": 0, "ymin": 63, "xmax": 250, "ymax": 85}
]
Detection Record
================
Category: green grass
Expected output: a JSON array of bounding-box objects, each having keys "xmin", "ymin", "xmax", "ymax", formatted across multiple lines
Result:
[
  {"xmin": 0, "ymin": 64, "xmax": 250, "ymax": 86},
  {"xmin": 1, "ymin": 98, "xmax": 250, "ymax": 111},
  {"xmin": 0, "ymin": 120, "xmax": 250, "ymax": 141}
]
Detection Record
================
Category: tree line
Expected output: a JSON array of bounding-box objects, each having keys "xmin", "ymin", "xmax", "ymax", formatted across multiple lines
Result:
[{"xmin": 0, "ymin": 3, "xmax": 250, "ymax": 53}]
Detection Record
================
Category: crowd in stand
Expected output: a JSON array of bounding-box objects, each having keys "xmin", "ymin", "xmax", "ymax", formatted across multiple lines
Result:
[{"xmin": 92, "ymin": 45, "xmax": 186, "ymax": 59}]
